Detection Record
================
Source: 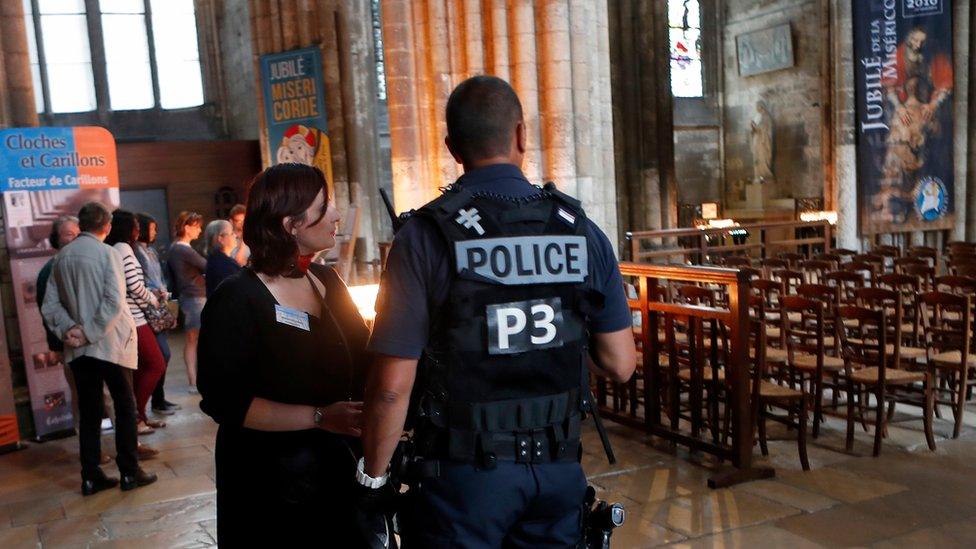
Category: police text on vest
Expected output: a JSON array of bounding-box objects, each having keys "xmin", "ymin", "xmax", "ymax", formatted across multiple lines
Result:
[{"xmin": 455, "ymin": 236, "xmax": 588, "ymax": 285}]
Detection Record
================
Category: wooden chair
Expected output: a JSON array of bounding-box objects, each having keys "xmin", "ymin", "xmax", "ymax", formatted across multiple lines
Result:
[
  {"xmin": 893, "ymin": 256, "xmax": 926, "ymax": 274},
  {"xmin": 908, "ymin": 246, "xmax": 938, "ymax": 269},
  {"xmin": 903, "ymin": 263, "xmax": 936, "ymax": 292},
  {"xmin": 723, "ymin": 256, "xmax": 753, "ymax": 268},
  {"xmin": 877, "ymin": 273, "xmax": 924, "ymax": 349},
  {"xmin": 752, "ymin": 279, "xmax": 788, "ymax": 363},
  {"xmin": 779, "ymin": 252, "xmax": 806, "ymax": 268},
  {"xmin": 761, "ymin": 258, "xmax": 788, "ymax": 278},
  {"xmin": 782, "ymin": 295, "xmax": 846, "ymax": 438},
  {"xmin": 749, "ymin": 299, "xmax": 810, "ymax": 470},
  {"xmin": 872, "ymin": 245, "xmax": 900, "ymax": 259},
  {"xmin": 833, "ymin": 248, "xmax": 858, "ymax": 258},
  {"xmin": 825, "ymin": 270, "xmax": 866, "ymax": 306},
  {"xmin": 843, "ymin": 260, "xmax": 877, "ymax": 287},
  {"xmin": 935, "ymin": 275, "xmax": 976, "ymax": 297},
  {"xmin": 836, "ymin": 303, "xmax": 936, "ymax": 456},
  {"xmin": 920, "ymin": 292, "xmax": 975, "ymax": 438},
  {"xmin": 948, "ymin": 256, "xmax": 976, "ymax": 276},
  {"xmin": 799, "ymin": 259, "xmax": 832, "ymax": 285},
  {"xmin": 814, "ymin": 252, "xmax": 843, "ymax": 270},
  {"xmin": 853, "ymin": 253, "xmax": 885, "ymax": 276},
  {"xmin": 771, "ymin": 268, "xmax": 803, "ymax": 296}
]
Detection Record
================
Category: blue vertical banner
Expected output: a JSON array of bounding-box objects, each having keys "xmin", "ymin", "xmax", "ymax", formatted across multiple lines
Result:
[
  {"xmin": 853, "ymin": 0, "xmax": 954, "ymax": 234},
  {"xmin": 260, "ymin": 47, "xmax": 334, "ymax": 193}
]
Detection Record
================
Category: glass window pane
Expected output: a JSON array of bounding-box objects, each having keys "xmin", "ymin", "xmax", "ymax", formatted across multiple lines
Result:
[
  {"xmin": 22, "ymin": 0, "xmax": 32, "ymax": 15},
  {"xmin": 668, "ymin": 0, "xmax": 701, "ymax": 30},
  {"xmin": 40, "ymin": 14, "xmax": 92, "ymax": 63},
  {"xmin": 98, "ymin": 0, "xmax": 144, "ymax": 13},
  {"xmin": 47, "ymin": 63, "xmax": 96, "ymax": 112},
  {"xmin": 670, "ymin": 27, "xmax": 703, "ymax": 98},
  {"xmin": 157, "ymin": 60, "xmax": 203, "ymax": 109},
  {"xmin": 40, "ymin": 13, "xmax": 96, "ymax": 112},
  {"xmin": 102, "ymin": 14, "xmax": 153, "ymax": 109},
  {"xmin": 38, "ymin": 0, "xmax": 85, "ymax": 15},
  {"xmin": 150, "ymin": 0, "xmax": 203, "ymax": 109}
]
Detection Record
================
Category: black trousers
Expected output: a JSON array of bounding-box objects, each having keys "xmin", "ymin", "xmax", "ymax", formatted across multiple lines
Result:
[{"xmin": 70, "ymin": 356, "xmax": 139, "ymax": 479}]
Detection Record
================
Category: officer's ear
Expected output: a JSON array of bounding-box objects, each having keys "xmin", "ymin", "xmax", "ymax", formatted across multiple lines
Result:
[
  {"xmin": 445, "ymin": 136, "xmax": 464, "ymax": 165},
  {"xmin": 515, "ymin": 121, "xmax": 526, "ymax": 155}
]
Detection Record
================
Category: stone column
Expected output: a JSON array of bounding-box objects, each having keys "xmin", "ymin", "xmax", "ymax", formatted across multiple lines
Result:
[
  {"xmin": 952, "ymin": 0, "xmax": 970, "ymax": 242},
  {"xmin": 607, "ymin": 0, "xmax": 675, "ymax": 238},
  {"xmin": 0, "ymin": 0, "xmax": 39, "ymax": 127},
  {"xmin": 248, "ymin": 0, "xmax": 381, "ymax": 259},
  {"xmin": 831, "ymin": 0, "xmax": 859, "ymax": 251},
  {"xmin": 379, "ymin": 0, "xmax": 619, "ymax": 245}
]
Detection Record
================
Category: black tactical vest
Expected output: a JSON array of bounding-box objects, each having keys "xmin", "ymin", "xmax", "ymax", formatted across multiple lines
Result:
[{"xmin": 411, "ymin": 183, "xmax": 601, "ymax": 467}]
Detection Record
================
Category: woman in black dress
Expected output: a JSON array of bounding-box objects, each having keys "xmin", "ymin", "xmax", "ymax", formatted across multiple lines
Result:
[{"xmin": 198, "ymin": 163, "xmax": 369, "ymax": 547}]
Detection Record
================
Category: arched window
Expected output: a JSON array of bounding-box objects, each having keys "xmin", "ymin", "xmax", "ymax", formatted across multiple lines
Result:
[
  {"xmin": 668, "ymin": 0, "xmax": 704, "ymax": 98},
  {"xmin": 23, "ymin": 0, "xmax": 204, "ymax": 114}
]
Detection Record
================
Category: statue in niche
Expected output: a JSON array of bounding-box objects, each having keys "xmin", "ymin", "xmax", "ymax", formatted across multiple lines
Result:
[{"xmin": 750, "ymin": 101, "xmax": 774, "ymax": 182}]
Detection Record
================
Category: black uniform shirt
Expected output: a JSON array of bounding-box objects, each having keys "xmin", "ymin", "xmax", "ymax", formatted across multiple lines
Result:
[{"xmin": 368, "ymin": 163, "xmax": 632, "ymax": 360}]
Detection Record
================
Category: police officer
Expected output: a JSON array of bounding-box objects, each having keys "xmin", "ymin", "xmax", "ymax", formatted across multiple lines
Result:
[{"xmin": 359, "ymin": 76, "xmax": 637, "ymax": 548}]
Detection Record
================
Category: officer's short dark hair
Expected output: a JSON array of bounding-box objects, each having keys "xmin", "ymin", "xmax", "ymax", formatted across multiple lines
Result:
[
  {"xmin": 446, "ymin": 75, "xmax": 523, "ymax": 165},
  {"xmin": 245, "ymin": 163, "xmax": 329, "ymax": 276},
  {"xmin": 77, "ymin": 202, "xmax": 112, "ymax": 233}
]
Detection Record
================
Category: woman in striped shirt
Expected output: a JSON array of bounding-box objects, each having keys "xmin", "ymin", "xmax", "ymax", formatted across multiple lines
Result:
[{"xmin": 106, "ymin": 210, "xmax": 168, "ymax": 435}]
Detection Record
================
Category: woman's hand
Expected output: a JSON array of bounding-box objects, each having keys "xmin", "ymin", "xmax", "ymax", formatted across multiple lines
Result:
[{"xmin": 318, "ymin": 401, "xmax": 364, "ymax": 437}]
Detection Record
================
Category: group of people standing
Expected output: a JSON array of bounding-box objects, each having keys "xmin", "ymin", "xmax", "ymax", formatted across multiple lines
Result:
[{"xmin": 37, "ymin": 199, "xmax": 251, "ymax": 496}]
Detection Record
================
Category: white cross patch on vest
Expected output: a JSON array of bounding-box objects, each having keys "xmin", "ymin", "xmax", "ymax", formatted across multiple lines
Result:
[{"xmin": 455, "ymin": 207, "xmax": 486, "ymax": 235}]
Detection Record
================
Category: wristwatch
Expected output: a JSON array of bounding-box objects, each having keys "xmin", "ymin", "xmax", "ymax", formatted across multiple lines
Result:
[
  {"xmin": 312, "ymin": 407, "xmax": 324, "ymax": 427},
  {"xmin": 356, "ymin": 457, "xmax": 389, "ymax": 488}
]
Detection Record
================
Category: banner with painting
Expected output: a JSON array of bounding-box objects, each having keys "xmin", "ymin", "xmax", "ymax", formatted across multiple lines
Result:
[
  {"xmin": 853, "ymin": 0, "xmax": 954, "ymax": 234},
  {"xmin": 260, "ymin": 46, "xmax": 334, "ymax": 195},
  {"xmin": 0, "ymin": 127, "xmax": 120, "ymax": 439}
]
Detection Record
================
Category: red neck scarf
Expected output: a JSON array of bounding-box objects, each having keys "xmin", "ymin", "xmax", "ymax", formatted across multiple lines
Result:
[{"xmin": 287, "ymin": 253, "xmax": 315, "ymax": 278}]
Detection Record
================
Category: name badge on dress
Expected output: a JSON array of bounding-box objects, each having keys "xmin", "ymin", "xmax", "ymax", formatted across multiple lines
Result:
[{"xmin": 275, "ymin": 304, "xmax": 310, "ymax": 331}]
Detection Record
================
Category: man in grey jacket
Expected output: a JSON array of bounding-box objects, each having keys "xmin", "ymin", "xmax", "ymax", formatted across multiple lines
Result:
[{"xmin": 42, "ymin": 202, "xmax": 157, "ymax": 496}]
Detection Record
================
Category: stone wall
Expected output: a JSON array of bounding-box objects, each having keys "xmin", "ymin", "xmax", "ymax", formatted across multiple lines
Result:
[
  {"xmin": 217, "ymin": 0, "xmax": 260, "ymax": 140},
  {"xmin": 722, "ymin": 0, "xmax": 826, "ymax": 202}
]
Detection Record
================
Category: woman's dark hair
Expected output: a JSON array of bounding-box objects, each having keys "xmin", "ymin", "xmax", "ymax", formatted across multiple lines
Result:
[
  {"xmin": 245, "ymin": 163, "xmax": 329, "ymax": 276},
  {"xmin": 105, "ymin": 210, "xmax": 139, "ymax": 246},
  {"xmin": 136, "ymin": 213, "xmax": 156, "ymax": 244}
]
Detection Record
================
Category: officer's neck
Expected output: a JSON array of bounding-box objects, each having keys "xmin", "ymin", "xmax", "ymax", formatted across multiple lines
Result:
[{"xmin": 462, "ymin": 155, "xmax": 523, "ymax": 173}]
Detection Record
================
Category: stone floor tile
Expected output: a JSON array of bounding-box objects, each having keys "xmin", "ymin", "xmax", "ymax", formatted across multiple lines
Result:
[
  {"xmin": 775, "ymin": 504, "xmax": 919, "ymax": 546},
  {"xmin": 591, "ymin": 465, "xmax": 713, "ymax": 504},
  {"xmin": 91, "ymin": 522, "xmax": 215, "ymax": 548},
  {"xmin": 61, "ymin": 488, "xmax": 127, "ymax": 518},
  {"xmin": 611, "ymin": 512, "xmax": 687, "ymax": 548},
  {"xmin": 200, "ymin": 519, "xmax": 217, "ymax": 543},
  {"xmin": 163, "ymin": 456, "xmax": 215, "ymax": 479},
  {"xmin": 665, "ymin": 523, "xmax": 826, "ymax": 549},
  {"xmin": 732, "ymin": 480, "xmax": 839, "ymax": 513},
  {"xmin": 643, "ymin": 489, "xmax": 801, "ymax": 538},
  {"xmin": 37, "ymin": 515, "xmax": 110, "ymax": 547},
  {"xmin": 776, "ymin": 467, "xmax": 907, "ymax": 504},
  {"xmin": 100, "ymin": 496, "xmax": 215, "ymax": 539},
  {"xmin": 8, "ymin": 496, "xmax": 64, "ymax": 527},
  {"xmin": 0, "ymin": 503, "xmax": 11, "ymax": 530},
  {"xmin": 0, "ymin": 524, "xmax": 39, "ymax": 548},
  {"xmin": 122, "ymin": 475, "xmax": 215, "ymax": 508},
  {"xmin": 872, "ymin": 514, "xmax": 976, "ymax": 548}
]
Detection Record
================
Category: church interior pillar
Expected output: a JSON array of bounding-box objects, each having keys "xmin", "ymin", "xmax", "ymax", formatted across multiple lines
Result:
[
  {"xmin": 378, "ymin": 0, "xmax": 619, "ymax": 245},
  {"xmin": 0, "ymin": 0, "xmax": 39, "ymax": 128}
]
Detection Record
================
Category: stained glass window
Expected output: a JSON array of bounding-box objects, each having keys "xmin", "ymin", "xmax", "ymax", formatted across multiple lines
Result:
[
  {"xmin": 668, "ymin": 0, "xmax": 704, "ymax": 98},
  {"xmin": 371, "ymin": 0, "xmax": 387, "ymax": 101}
]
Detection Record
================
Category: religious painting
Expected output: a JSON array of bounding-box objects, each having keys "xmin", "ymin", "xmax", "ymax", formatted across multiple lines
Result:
[{"xmin": 853, "ymin": 0, "xmax": 954, "ymax": 234}]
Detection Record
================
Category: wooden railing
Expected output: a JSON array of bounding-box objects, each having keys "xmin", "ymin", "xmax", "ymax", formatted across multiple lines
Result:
[
  {"xmin": 626, "ymin": 220, "xmax": 833, "ymax": 263},
  {"xmin": 597, "ymin": 262, "xmax": 773, "ymax": 487}
]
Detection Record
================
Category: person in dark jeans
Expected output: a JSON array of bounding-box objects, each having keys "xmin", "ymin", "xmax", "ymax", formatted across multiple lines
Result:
[
  {"xmin": 134, "ymin": 213, "xmax": 181, "ymax": 416},
  {"xmin": 41, "ymin": 201, "xmax": 158, "ymax": 496}
]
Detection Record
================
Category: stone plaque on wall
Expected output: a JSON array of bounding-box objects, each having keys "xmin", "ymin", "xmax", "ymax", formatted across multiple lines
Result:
[{"xmin": 736, "ymin": 24, "xmax": 794, "ymax": 77}]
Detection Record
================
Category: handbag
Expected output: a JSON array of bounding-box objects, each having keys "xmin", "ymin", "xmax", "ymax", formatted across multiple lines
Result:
[{"xmin": 144, "ymin": 289, "xmax": 177, "ymax": 333}]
